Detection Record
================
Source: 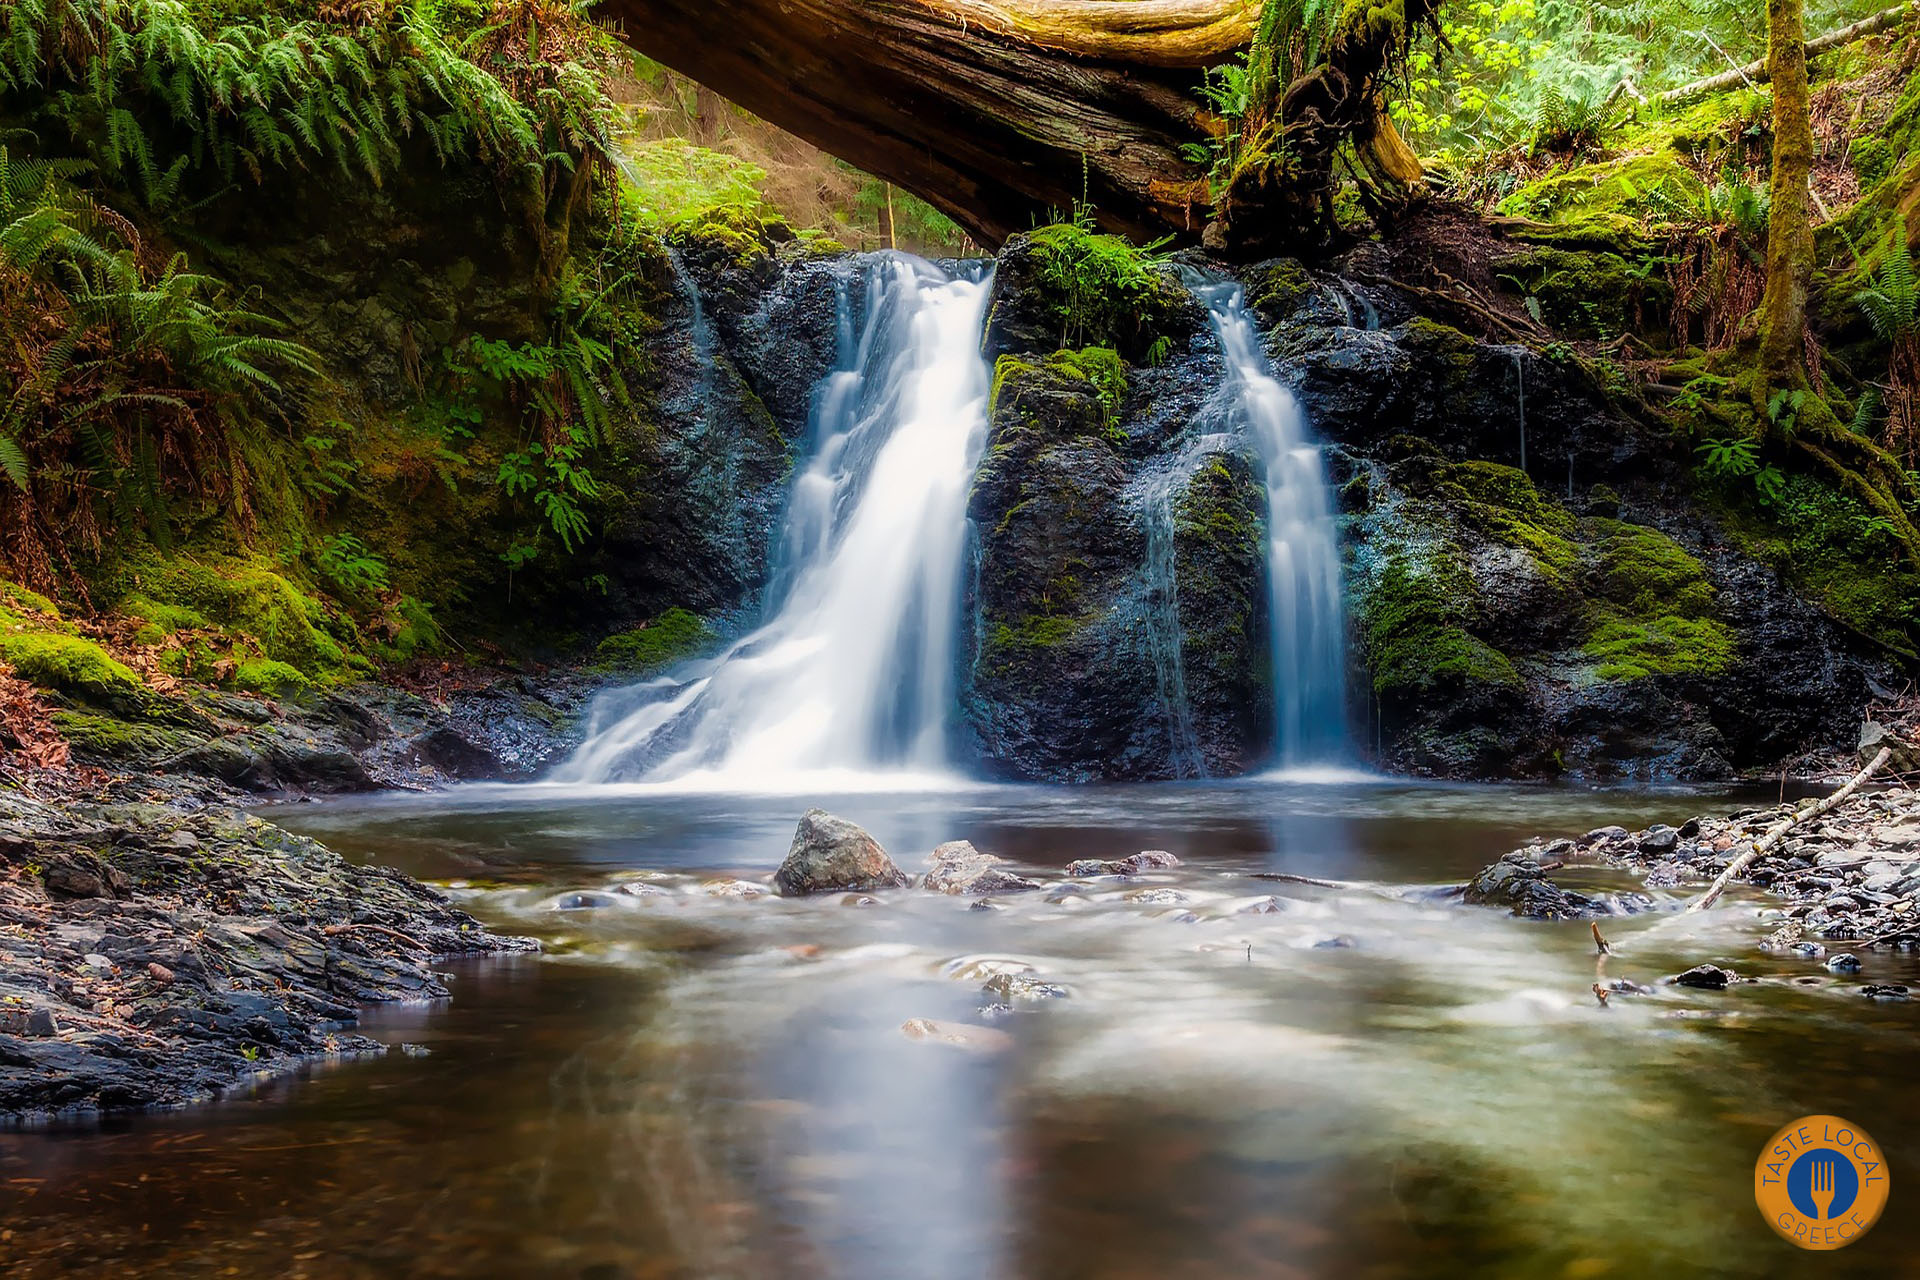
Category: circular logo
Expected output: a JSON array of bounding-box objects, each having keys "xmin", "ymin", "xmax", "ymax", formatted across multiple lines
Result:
[{"xmin": 1754, "ymin": 1114, "xmax": 1891, "ymax": 1250}]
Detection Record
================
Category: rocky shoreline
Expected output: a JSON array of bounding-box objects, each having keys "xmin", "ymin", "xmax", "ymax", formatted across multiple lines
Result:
[
  {"xmin": 0, "ymin": 668, "xmax": 572, "ymax": 1126},
  {"xmin": 1462, "ymin": 762, "xmax": 1920, "ymax": 995}
]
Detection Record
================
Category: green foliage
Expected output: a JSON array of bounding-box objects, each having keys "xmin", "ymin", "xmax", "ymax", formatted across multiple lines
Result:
[
  {"xmin": 1856, "ymin": 216, "xmax": 1920, "ymax": 343},
  {"xmin": 313, "ymin": 533, "xmax": 390, "ymax": 600},
  {"xmin": 616, "ymin": 139, "xmax": 767, "ymax": 223},
  {"xmin": 1025, "ymin": 219, "xmax": 1174, "ymax": 354},
  {"xmin": 1583, "ymin": 614, "xmax": 1735, "ymax": 679},
  {"xmin": 0, "ymin": 0, "xmax": 611, "ymax": 196},
  {"xmin": 592, "ymin": 607, "xmax": 716, "ymax": 674}
]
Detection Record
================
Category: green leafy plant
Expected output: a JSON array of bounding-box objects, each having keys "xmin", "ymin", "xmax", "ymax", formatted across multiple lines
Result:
[{"xmin": 314, "ymin": 533, "xmax": 391, "ymax": 600}]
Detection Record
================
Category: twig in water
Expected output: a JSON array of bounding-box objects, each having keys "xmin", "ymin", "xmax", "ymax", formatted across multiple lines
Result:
[
  {"xmin": 1591, "ymin": 983, "xmax": 1610, "ymax": 1007},
  {"xmin": 1591, "ymin": 922, "xmax": 1611, "ymax": 955}
]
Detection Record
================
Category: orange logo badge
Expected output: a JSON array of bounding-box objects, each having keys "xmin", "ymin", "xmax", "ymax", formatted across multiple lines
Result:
[{"xmin": 1754, "ymin": 1114, "xmax": 1890, "ymax": 1250}]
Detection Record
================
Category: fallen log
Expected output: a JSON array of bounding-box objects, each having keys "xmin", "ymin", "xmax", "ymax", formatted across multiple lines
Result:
[
  {"xmin": 1685, "ymin": 745, "xmax": 1893, "ymax": 913},
  {"xmin": 1657, "ymin": 2, "xmax": 1917, "ymax": 106}
]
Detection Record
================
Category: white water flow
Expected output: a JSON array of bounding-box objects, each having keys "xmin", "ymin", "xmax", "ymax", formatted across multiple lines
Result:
[
  {"xmin": 557, "ymin": 256, "xmax": 994, "ymax": 786},
  {"xmin": 1192, "ymin": 279, "xmax": 1349, "ymax": 765}
]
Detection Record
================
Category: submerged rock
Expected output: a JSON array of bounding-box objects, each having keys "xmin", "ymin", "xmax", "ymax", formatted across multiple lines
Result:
[
  {"xmin": 922, "ymin": 840, "xmax": 1043, "ymax": 895},
  {"xmin": 1668, "ymin": 964, "xmax": 1740, "ymax": 990},
  {"xmin": 1065, "ymin": 850, "xmax": 1183, "ymax": 878},
  {"xmin": 772, "ymin": 810, "xmax": 910, "ymax": 897},
  {"xmin": 1459, "ymin": 850, "xmax": 1652, "ymax": 919}
]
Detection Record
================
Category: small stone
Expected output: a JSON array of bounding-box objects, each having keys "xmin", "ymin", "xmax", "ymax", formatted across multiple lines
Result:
[
  {"xmin": 1064, "ymin": 850, "xmax": 1182, "ymax": 877},
  {"xmin": 1607, "ymin": 979, "xmax": 1655, "ymax": 996},
  {"xmin": 1827, "ymin": 953, "xmax": 1862, "ymax": 974},
  {"xmin": 841, "ymin": 894, "xmax": 882, "ymax": 907},
  {"xmin": 1236, "ymin": 896, "xmax": 1287, "ymax": 915},
  {"xmin": 968, "ymin": 898, "xmax": 1003, "ymax": 912},
  {"xmin": 164, "ymin": 830, "xmax": 201, "ymax": 851},
  {"xmin": 1123, "ymin": 887, "xmax": 1187, "ymax": 906},
  {"xmin": 1313, "ymin": 935, "xmax": 1358, "ymax": 949},
  {"xmin": 1677, "ymin": 818, "xmax": 1701, "ymax": 838},
  {"xmin": 1639, "ymin": 826, "xmax": 1679, "ymax": 854},
  {"xmin": 703, "ymin": 879, "xmax": 768, "ymax": 899},
  {"xmin": 983, "ymin": 972, "xmax": 1069, "ymax": 1002},
  {"xmin": 549, "ymin": 891, "xmax": 624, "ymax": 910},
  {"xmin": 25, "ymin": 1008, "xmax": 59, "ymax": 1036},
  {"xmin": 1668, "ymin": 964, "xmax": 1738, "ymax": 990},
  {"xmin": 82, "ymin": 954, "xmax": 113, "ymax": 971},
  {"xmin": 1790, "ymin": 942, "xmax": 1826, "ymax": 959},
  {"xmin": 1861, "ymin": 984, "xmax": 1911, "ymax": 1000},
  {"xmin": 616, "ymin": 881, "xmax": 667, "ymax": 899},
  {"xmin": 1580, "ymin": 826, "xmax": 1628, "ymax": 846},
  {"xmin": 900, "ymin": 1018, "xmax": 1011, "ymax": 1054},
  {"xmin": 398, "ymin": 1043, "xmax": 431, "ymax": 1058}
]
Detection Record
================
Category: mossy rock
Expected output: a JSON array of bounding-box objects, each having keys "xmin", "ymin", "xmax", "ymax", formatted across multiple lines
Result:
[
  {"xmin": 1583, "ymin": 615, "xmax": 1736, "ymax": 680},
  {"xmin": 0, "ymin": 632, "xmax": 141, "ymax": 700},
  {"xmin": 1496, "ymin": 244, "xmax": 1669, "ymax": 339},
  {"xmin": 593, "ymin": 607, "xmax": 717, "ymax": 675},
  {"xmin": 234, "ymin": 659, "xmax": 312, "ymax": 699},
  {"xmin": 1243, "ymin": 258, "xmax": 1316, "ymax": 326},
  {"xmin": 1584, "ymin": 519, "xmax": 1714, "ymax": 618},
  {"xmin": 51, "ymin": 710, "xmax": 207, "ymax": 767},
  {"xmin": 1496, "ymin": 151, "xmax": 1705, "ymax": 226},
  {"xmin": 1428, "ymin": 460, "xmax": 1580, "ymax": 584},
  {"xmin": 996, "ymin": 224, "xmax": 1193, "ymax": 363},
  {"xmin": 131, "ymin": 556, "xmax": 364, "ymax": 681},
  {"xmin": 1361, "ymin": 557, "xmax": 1522, "ymax": 697}
]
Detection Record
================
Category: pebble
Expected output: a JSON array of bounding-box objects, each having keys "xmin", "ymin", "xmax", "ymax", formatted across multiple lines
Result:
[
  {"xmin": 1861, "ymin": 984, "xmax": 1911, "ymax": 1000},
  {"xmin": 1669, "ymin": 964, "xmax": 1739, "ymax": 991},
  {"xmin": 1827, "ymin": 953, "xmax": 1862, "ymax": 974}
]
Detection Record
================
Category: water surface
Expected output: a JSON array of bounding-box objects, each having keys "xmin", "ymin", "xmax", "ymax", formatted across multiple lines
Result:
[{"xmin": 4, "ymin": 778, "xmax": 1915, "ymax": 1279}]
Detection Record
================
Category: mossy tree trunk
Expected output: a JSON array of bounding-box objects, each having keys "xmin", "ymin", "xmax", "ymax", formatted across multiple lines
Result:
[
  {"xmin": 1758, "ymin": 0, "xmax": 1815, "ymax": 382},
  {"xmin": 601, "ymin": 0, "xmax": 1431, "ymax": 252}
]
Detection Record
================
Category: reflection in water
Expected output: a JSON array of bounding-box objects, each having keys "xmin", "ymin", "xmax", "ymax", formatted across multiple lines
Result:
[{"xmin": 3, "ymin": 779, "xmax": 1918, "ymax": 1279}]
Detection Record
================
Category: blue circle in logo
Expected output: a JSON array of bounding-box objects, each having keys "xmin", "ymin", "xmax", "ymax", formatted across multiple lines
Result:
[{"xmin": 1788, "ymin": 1148, "xmax": 1861, "ymax": 1219}]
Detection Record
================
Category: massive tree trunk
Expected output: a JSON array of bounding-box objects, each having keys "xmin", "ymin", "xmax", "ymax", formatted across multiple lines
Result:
[
  {"xmin": 601, "ymin": 0, "xmax": 1429, "ymax": 251},
  {"xmin": 1759, "ymin": 0, "xmax": 1816, "ymax": 380}
]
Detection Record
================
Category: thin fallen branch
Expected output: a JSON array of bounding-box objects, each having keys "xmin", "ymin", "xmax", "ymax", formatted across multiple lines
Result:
[
  {"xmin": 1685, "ymin": 746, "xmax": 1893, "ymax": 913},
  {"xmin": 1250, "ymin": 871, "xmax": 1355, "ymax": 890},
  {"xmin": 323, "ymin": 922, "xmax": 427, "ymax": 951},
  {"xmin": 1659, "ymin": 3, "xmax": 1917, "ymax": 105}
]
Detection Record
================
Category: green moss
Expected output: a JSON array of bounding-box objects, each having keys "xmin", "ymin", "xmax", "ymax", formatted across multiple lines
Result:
[
  {"xmin": 1583, "ymin": 615, "xmax": 1735, "ymax": 680},
  {"xmin": 1361, "ymin": 558, "xmax": 1521, "ymax": 697},
  {"xmin": 0, "ymin": 631, "xmax": 141, "ymax": 698},
  {"xmin": 120, "ymin": 596, "xmax": 211, "ymax": 634},
  {"xmin": 51, "ymin": 710, "xmax": 201, "ymax": 764},
  {"xmin": 593, "ymin": 607, "xmax": 716, "ymax": 674},
  {"xmin": 1244, "ymin": 258, "xmax": 1315, "ymax": 324},
  {"xmin": 1496, "ymin": 244, "xmax": 1669, "ymax": 338},
  {"xmin": 130, "ymin": 556, "xmax": 363, "ymax": 680},
  {"xmin": 0, "ymin": 582, "xmax": 62, "ymax": 620},
  {"xmin": 990, "ymin": 351, "xmax": 1126, "ymax": 442},
  {"xmin": 670, "ymin": 203, "xmax": 789, "ymax": 271},
  {"xmin": 233, "ymin": 658, "xmax": 311, "ymax": 698},
  {"xmin": 1585, "ymin": 519, "xmax": 1714, "ymax": 617},
  {"xmin": 1432, "ymin": 461, "xmax": 1580, "ymax": 583},
  {"xmin": 1047, "ymin": 348, "xmax": 1127, "ymax": 435},
  {"xmin": 1497, "ymin": 151, "xmax": 1705, "ymax": 226},
  {"xmin": 371, "ymin": 595, "xmax": 444, "ymax": 663}
]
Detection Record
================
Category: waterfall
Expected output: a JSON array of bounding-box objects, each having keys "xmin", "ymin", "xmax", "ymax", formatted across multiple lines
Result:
[
  {"xmin": 1190, "ymin": 278, "xmax": 1349, "ymax": 766},
  {"xmin": 556, "ymin": 255, "xmax": 994, "ymax": 786}
]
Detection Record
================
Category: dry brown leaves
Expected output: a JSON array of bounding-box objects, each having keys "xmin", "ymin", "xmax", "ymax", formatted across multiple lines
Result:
[{"xmin": 0, "ymin": 665, "xmax": 69, "ymax": 772}]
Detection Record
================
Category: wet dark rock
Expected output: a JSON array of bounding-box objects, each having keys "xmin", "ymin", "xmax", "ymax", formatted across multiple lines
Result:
[
  {"xmin": 1459, "ymin": 851, "xmax": 1651, "ymax": 920},
  {"xmin": 1065, "ymin": 850, "xmax": 1183, "ymax": 878},
  {"xmin": 1639, "ymin": 825, "xmax": 1679, "ymax": 854},
  {"xmin": 982, "ymin": 972, "xmax": 1069, "ymax": 1002},
  {"xmin": 773, "ymin": 810, "xmax": 910, "ymax": 897},
  {"xmin": 0, "ymin": 793, "xmax": 534, "ymax": 1123},
  {"xmin": 922, "ymin": 841, "xmax": 1043, "ymax": 895},
  {"xmin": 1827, "ymin": 953, "xmax": 1863, "ymax": 974},
  {"xmin": 1668, "ymin": 964, "xmax": 1740, "ymax": 991},
  {"xmin": 549, "ymin": 891, "xmax": 624, "ymax": 911},
  {"xmin": 1313, "ymin": 935, "xmax": 1359, "ymax": 949},
  {"xmin": 1581, "ymin": 826, "xmax": 1629, "ymax": 846},
  {"xmin": 1606, "ymin": 979, "xmax": 1655, "ymax": 996},
  {"xmin": 1237, "ymin": 896, "xmax": 1287, "ymax": 915}
]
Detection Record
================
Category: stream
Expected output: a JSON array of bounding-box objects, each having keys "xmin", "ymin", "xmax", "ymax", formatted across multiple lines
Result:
[{"xmin": 5, "ymin": 777, "xmax": 1919, "ymax": 1277}]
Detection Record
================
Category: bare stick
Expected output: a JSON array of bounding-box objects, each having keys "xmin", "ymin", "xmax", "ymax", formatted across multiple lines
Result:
[
  {"xmin": 1591, "ymin": 922, "xmax": 1612, "ymax": 955},
  {"xmin": 1685, "ymin": 747, "xmax": 1893, "ymax": 913},
  {"xmin": 323, "ymin": 922, "xmax": 428, "ymax": 952},
  {"xmin": 1659, "ymin": 3, "xmax": 1917, "ymax": 105}
]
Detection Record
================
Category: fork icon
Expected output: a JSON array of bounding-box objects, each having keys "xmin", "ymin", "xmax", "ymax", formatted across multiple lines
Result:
[{"xmin": 1809, "ymin": 1158, "xmax": 1837, "ymax": 1221}]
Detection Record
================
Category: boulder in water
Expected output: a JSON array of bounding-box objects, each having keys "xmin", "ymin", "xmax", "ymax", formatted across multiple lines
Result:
[
  {"xmin": 1459, "ymin": 850, "xmax": 1652, "ymax": 920},
  {"xmin": 773, "ymin": 810, "xmax": 910, "ymax": 897},
  {"xmin": 923, "ymin": 840, "xmax": 1043, "ymax": 895}
]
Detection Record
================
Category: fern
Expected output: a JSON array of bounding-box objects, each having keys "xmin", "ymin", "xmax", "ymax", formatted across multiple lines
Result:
[{"xmin": 1857, "ymin": 217, "xmax": 1920, "ymax": 344}]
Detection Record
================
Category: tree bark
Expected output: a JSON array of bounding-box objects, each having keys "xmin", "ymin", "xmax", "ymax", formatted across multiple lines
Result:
[
  {"xmin": 1759, "ymin": 0, "xmax": 1816, "ymax": 381},
  {"xmin": 600, "ymin": 0, "xmax": 1427, "ymax": 250}
]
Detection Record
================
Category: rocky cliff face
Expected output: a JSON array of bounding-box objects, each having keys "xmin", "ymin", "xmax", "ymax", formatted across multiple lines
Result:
[
  {"xmin": 602, "ymin": 227, "xmax": 1898, "ymax": 785},
  {"xmin": 959, "ymin": 234, "xmax": 1272, "ymax": 780}
]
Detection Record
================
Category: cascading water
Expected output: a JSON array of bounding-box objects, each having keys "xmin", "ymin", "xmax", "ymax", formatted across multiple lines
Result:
[
  {"xmin": 556, "ymin": 255, "xmax": 994, "ymax": 786},
  {"xmin": 1190, "ymin": 277, "xmax": 1349, "ymax": 766}
]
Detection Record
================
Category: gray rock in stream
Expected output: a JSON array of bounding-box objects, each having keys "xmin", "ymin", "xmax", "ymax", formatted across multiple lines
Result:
[
  {"xmin": 773, "ymin": 810, "xmax": 911, "ymax": 897},
  {"xmin": 1459, "ymin": 850, "xmax": 1653, "ymax": 920},
  {"xmin": 923, "ymin": 841, "xmax": 1043, "ymax": 895}
]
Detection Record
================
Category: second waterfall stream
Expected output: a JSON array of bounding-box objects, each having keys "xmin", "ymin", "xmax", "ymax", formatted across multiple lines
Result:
[{"xmin": 559, "ymin": 255, "xmax": 1348, "ymax": 784}]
